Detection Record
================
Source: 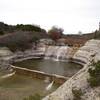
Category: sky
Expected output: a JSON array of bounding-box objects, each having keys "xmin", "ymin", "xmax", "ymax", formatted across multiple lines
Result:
[{"xmin": 0, "ymin": 0, "xmax": 100, "ymax": 34}]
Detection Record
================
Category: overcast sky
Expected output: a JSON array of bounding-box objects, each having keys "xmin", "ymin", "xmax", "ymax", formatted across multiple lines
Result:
[{"xmin": 0, "ymin": 0, "xmax": 100, "ymax": 34}]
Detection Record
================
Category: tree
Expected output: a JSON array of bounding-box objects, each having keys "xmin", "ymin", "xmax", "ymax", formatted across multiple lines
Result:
[
  {"xmin": 16, "ymin": 24, "xmax": 45, "ymax": 32},
  {"xmin": 78, "ymin": 31, "xmax": 82, "ymax": 35},
  {"xmin": 48, "ymin": 26, "xmax": 63, "ymax": 40}
]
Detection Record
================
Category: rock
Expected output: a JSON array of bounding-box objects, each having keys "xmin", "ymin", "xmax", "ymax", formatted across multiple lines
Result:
[
  {"xmin": 0, "ymin": 47, "xmax": 14, "ymax": 70},
  {"xmin": 45, "ymin": 46, "xmax": 72, "ymax": 61},
  {"xmin": 73, "ymin": 39, "xmax": 100, "ymax": 63},
  {"xmin": 43, "ymin": 39, "xmax": 100, "ymax": 100}
]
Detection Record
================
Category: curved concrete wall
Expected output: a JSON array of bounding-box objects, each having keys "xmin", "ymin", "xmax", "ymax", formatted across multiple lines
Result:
[{"xmin": 11, "ymin": 65, "xmax": 68, "ymax": 85}]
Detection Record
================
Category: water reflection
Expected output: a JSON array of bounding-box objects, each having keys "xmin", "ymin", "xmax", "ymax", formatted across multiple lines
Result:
[{"xmin": 13, "ymin": 59, "xmax": 82, "ymax": 77}]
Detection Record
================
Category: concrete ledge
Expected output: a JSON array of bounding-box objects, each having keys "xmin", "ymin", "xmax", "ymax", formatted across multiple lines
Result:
[{"xmin": 11, "ymin": 65, "xmax": 68, "ymax": 85}]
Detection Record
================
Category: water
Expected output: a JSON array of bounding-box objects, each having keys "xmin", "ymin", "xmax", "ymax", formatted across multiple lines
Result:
[
  {"xmin": 13, "ymin": 59, "xmax": 82, "ymax": 77},
  {"xmin": 45, "ymin": 46, "xmax": 72, "ymax": 61},
  {"xmin": 0, "ymin": 72, "xmax": 58, "ymax": 100}
]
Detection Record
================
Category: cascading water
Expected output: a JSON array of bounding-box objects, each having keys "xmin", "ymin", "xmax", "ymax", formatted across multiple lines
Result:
[{"xmin": 45, "ymin": 46, "xmax": 72, "ymax": 61}]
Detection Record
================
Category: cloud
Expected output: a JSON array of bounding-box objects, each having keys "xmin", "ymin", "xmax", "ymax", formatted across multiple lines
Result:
[{"xmin": 0, "ymin": 0, "xmax": 100, "ymax": 33}]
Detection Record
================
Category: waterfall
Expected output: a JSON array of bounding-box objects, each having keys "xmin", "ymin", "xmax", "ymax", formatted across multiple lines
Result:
[{"xmin": 45, "ymin": 46, "xmax": 71, "ymax": 61}]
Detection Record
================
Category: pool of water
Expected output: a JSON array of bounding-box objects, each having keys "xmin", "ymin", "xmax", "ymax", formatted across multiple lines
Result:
[
  {"xmin": 0, "ymin": 72, "xmax": 59, "ymax": 100},
  {"xmin": 13, "ymin": 59, "xmax": 82, "ymax": 77}
]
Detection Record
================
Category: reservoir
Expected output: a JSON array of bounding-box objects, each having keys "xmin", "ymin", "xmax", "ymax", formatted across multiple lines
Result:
[{"xmin": 13, "ymin": 59, "xmax": 82, "ymax": 77}]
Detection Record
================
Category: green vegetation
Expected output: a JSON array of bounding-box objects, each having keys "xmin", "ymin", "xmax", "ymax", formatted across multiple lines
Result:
[
  {"xmin": 0, "ymin": 22, "xmax": 49, "ymax": 51},
  {"xmin": 0, "ymin": 22, "xmax": 16, "ymax": 34},
  {"xmin": 0, "ymin": 22, "xmax": 46, "ymax": 35},
  {"xmin": 16, "ymin": 24, "xmax": 46, "ymax": 32},
  {"xmin": 23, "ymin": 93, "xmax": 43, "ymax": 100},
  {"xmin": 88, "ymin": 61, "xmax": 100, "ymax": 87},
  {"xmin": 0, "ymin": 21, "xmax": 100, "ymax": 52},
  {"xmin": 72, "ymin": 88, "xmax": 83, "ymax": 100}
]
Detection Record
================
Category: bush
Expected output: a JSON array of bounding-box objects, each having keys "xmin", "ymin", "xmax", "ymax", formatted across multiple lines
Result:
[
  {"xmin": 48, "ymin": 26, "xmax": 63, "ymax": 40},
  {"xmin": 88, "ymin": 61, "xmax": 100, "ymax": 87},
  {"xmin": 0, "ymin": 31, "xmax": 40, "ymax": 51},
  {"xmin": 88, "ymin": 77, "xmax": 99, "ymax": 87},
  {"xmin": 72, "ymin": 88, "xmax": 83, "ymax": 100}
]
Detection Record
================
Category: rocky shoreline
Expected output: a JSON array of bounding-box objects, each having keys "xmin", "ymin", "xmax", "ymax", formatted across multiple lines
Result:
[
  {"xmin": 43, "ymin": 39, "xmax": 100, "ymax": 100},
  {"xmin": 0, "ymin": 39, "xmax": 100, "ymax": 100}
]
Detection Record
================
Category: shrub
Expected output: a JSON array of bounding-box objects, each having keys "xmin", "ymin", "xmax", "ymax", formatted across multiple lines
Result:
[
  {"xmin": 88, "ymin": 61, "xmax": 100, "ymax": 87},
  {"xmin": 88, "ymin": 77, "xmax": 99, "ymax": 87},
  {"xmin": 72, "ymin": 88, "xmax": 83, "ymax": 100}
]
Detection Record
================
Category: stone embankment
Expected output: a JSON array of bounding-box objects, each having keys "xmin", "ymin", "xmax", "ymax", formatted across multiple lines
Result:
[{"xmin": 43, "ymin": 39, "xmax": 100, "ymax": 100}]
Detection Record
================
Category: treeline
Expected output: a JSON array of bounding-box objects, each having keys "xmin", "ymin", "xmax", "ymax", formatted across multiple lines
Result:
[
  {"xmin": 0, "ymin": 22, "xmax": 46, "ymax": 35},
  {"xmin": 0, "ymin": 22, "xmax": 15, "ymax": 34},
  {"xmin": 0, "ymin": 22, "xmax": 49, "ymax": 51},
  {"xmin": 16, "ymin": 24, "xmax": 46, "ymax": 32}
]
